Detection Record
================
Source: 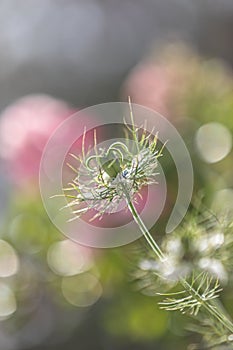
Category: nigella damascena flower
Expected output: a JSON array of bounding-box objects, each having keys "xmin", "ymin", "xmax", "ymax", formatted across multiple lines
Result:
[{"xmin": 63, "ymin": 120, "xmax": 165, "ymax": 222}]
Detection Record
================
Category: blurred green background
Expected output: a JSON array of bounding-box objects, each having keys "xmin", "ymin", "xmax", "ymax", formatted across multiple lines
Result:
[{"xmin": 0, "ymin": 1, "xmax": 233, "ymax": 349}]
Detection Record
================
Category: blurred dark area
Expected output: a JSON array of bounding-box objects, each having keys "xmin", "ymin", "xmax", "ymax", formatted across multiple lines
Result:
[{"xmin": 0, "ymin": 0, "xmax": 233, "ymax": 110}]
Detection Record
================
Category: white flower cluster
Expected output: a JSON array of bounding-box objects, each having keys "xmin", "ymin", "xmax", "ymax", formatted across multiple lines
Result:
[{"xmin": 139, "ymin": 217, "xmax": 232, "ymax": 286}]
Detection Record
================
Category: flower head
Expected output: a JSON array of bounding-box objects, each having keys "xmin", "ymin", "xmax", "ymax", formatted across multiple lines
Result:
[{"xmin": 63, "ymin": 110, "xmax": 165, "ymax": 222}]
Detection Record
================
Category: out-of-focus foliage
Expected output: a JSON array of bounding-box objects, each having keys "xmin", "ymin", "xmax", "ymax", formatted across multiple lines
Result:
[{"xmin": 123, "ymin": 43, "xmax": 233, "ymax": 202}]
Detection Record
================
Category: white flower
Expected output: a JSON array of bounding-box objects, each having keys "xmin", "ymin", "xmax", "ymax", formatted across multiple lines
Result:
[{"xmin": 63, "ymin": 120, "xmax": 164, "ymax": 221}]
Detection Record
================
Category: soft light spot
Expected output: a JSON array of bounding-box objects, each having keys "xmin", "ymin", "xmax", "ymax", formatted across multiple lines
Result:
[
  {"xmin": 195, "ymin": 122, "xmax": 232, "ymax": 163},
  {"xmin": 166, "ymin": 237, "xmax": 183, "ymax": 256},
  {"xmin": 47, "ymin": 240, "xmax": 93, "ymax": 276},
  {"xmin": 210, "ymin": 232, "xmax": 224, "ymax": 248},
  {"xmin": 0, "ymin": 240, "xmax": 19, "ymax": 277},
  {"xmin": 139, "ymin": 259, "xmax": 159, "ymax": 271},
  {"xmin": 199, "ymin": 258, "xmax": 227, "ymax": 282},
  {"xmin": 197, "ymin": 232, "xmax": 224, "ymax": 252},
  {"xmin": 0, "ymin": 282, "xmax": 17, "ymax": 318},
  {"xmin": 61, "ymin": 273, "xmax": 102, "ymax": 307},
  {"xmin": 212, "ymin": 188, "xmax": 233, "ymax": 214},
  {"xmin": 9, "ymin": 214, "xmax": 48, "ymax": 254}
]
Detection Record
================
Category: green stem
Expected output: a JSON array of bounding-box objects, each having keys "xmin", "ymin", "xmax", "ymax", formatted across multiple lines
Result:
[
  {"xmin": 127, "ymin": 199, "xmax": 165, "ymax": 261},
  {"xmin": 127, "ymin": 198, "xmax": 233, "ymax": 336}
]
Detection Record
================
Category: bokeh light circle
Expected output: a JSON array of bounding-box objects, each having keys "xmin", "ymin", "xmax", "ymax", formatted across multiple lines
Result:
[
  {"xmin": 0, "ymin": 282, "xmax": 17, "ymax": 318},
  {"xmin": 47, "ymin": 240, "xmax": 93, "ymax": 276},
  {"xmin": 195, "ymin": 122, "xmax": 232, "ymax": 163},
  {"xmin": 40, "ymin": 102, "xmax": 193, "ymax": 248},
  {"xmin": 9, "ymin": 214, "xmax": 48, "ymax": 254},
  {"xmin": 212, "ymin": 188, "xmax": 233, "ymax": 215},
  {"xmin": 61, "ymin": 273, "xmax": 102, "ymax": 307},
  {"xmin": 0, "ymin": 240, "xmax": 19, "ymax": 277}
]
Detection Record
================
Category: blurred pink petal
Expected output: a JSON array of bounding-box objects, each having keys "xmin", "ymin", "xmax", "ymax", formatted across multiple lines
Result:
[
  {"xmin": 123, "ymin": 62, "xmax": 178, "ymax": 118},
  {"xmin": 0, "ymin": 94, "xmax": 75, "ymax": 187},
  {"xmin": 122, "ymin": 43, "xmax": 200, "ymax": 120}
]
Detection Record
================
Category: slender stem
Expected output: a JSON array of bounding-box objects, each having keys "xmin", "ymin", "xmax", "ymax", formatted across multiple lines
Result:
[
  {"xmin": 127, "ymin": 199, "xmax": 165, "ymax": 261},
  {"xmin": 127, "ymin": 197, "xmax": 233, "ymax": 335}
]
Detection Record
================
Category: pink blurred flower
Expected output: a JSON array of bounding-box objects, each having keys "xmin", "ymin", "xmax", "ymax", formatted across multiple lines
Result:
[
  {"xmin": 0, "ymin": 94, "xmax": 75, "ymax": 188},
  {"xmin": 122, "ymin": 43, "xmax": 199, "ymax": 120},
  {"xmin": 122, "ymin": 61, "xmax": 179, "ymax": 118}
]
